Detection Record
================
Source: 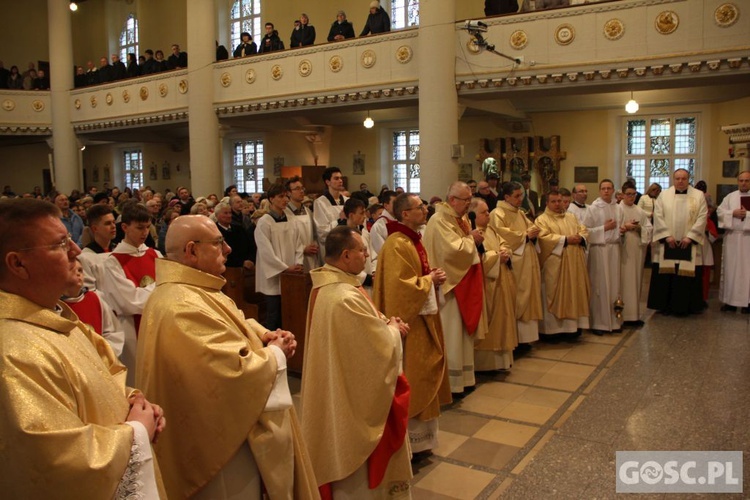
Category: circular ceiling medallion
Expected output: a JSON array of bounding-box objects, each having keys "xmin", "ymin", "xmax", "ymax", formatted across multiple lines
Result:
[
  {"xmin": 509, "ymin": 30, "xmax": 528, "ymax": 50},
  {"xmin": 714, "ymin": 3, "xmax": 739, "ymax": 27},
  {"xmin": 139, "ymin": 86, "xmax": 149, "ymax": 101},
  {"xmin": 555, "ymin": 24, "xmax": 575, "ymax": 46},
  {"xmin": 105, "ymin": 93, "xmax": 113, "ymax": 105},
  {"xmin": 178, "ymin": 79, "xmax": 188, "ymax": 93},
  {"xmin": 220, "ymin": 72, "xmax": 232, "ymax": 87},
  {"xmin": 655, "ymin": 11, "xmax": 679, "ymax": 35},
  {"xmin": 299, "ymin": 59, "xmax": 312, "ymax": 77},
  {"xmin": 361, "ymin": 50, "xmax": 377, "ymax": 69},
  {"xmin": 122, "ymin": 90, "xmax": 130, "ymax": 103},
  {"xmin": 245, "ymin": 69, "xmax": 256, "ymax": 84},
  {"xmin": 32, "ymin": 100, "xmax": 44, "ymax": 112},
  {"xmin": 90, "ymin": 95, "xmax": 97, "ymax": 108},
  {"xmin": 395, "ymin": 45, "xmax": 412, "ymax": 64},
  {"xmin": 158, "ymin": 83, "xmax": 168, "ymax": 97},
  {"xmin": 603, "ymin": 19, "xmax": 625, "ymax": 41},
  {"xmin": 271, "ymin": 64, "xmax": 283, "ymax": 80},
  {"xmin": 329, "ymin": 55, "xmax": 343, "ymax": 72}
]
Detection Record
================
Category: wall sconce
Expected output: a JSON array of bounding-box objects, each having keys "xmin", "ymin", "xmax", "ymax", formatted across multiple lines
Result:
[
  {"xmin": 625, "ymin": 91, "xmax": 639, "ymax": 114},
  {"xmin": 363, "ymin": 111, "xmax": 374, "ymax": 129}
]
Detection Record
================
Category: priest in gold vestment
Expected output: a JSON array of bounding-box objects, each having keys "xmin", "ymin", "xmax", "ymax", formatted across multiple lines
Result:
[
  {"xmin": 469, "ymin": 197, "xmax": 517, "ymax": 369},
  {"xmin": 137, "ymin": 215, "xmax": 319, "ymax": 499},
  {"xmin": 373, "ymin": 193, "xmax": 451, "ymax": 457},
  {"xmin": 535, "ymin": 191, "xmax": 591, "ymax": 337},
  {"xmin": 489, "ymin": 182, "xmax": 543, "ymax": 346},
  {"xmin": 0, "ymin": 199, "xmax": 164, "ymax": 499},
  {"xmin": 423, "ymin": 182, "xmax": 487, "ymax": 395},
  {"xmin": 302, "ymin": 226, "xmax": 412, "ymax": 499}
]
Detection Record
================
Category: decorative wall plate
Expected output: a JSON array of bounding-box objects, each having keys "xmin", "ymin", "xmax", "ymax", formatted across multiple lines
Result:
[
  {"xmin": 299, "ymin": 59, "xmax": 312, "ymax": 77},
  {"xmin": 2, "ymin": 99, "xmax": 15, "ymax": 111},
  {"xmin": 122, "ymin": 90, "xmax": 130, "ymax": 103},
  {"xmin": 105, "ymin": 93, "xmax": 113, "ymax": 105},
  {"xmin": 32, "ymin": 100, "xmax": 44, "ymax": 112},
  {"xmin": 329, "ymin": 55, "xmax": 343, "ymax": 72},
  {"xmin": 715, "ymin": 3, "xmax": 739, "ymax": 27},
  {"xmin": 466, "ymin": 36, "xmax": 481, "ymax": 54},
  {"xmin": 603, "ymin": 19, "xmax": 625, "ymax": 40},
  {"xmin": 220, "ymin": 72, "xmax": 232, "ymax": 87},
  {"xmin": 244, "ymin": 69, "xmax": 255, "ymax": 84},
  {"xmin": 509, "ymin": 30, "xmax": 528, "ymax": 50},
  {"xmin": 158, "ymin": 83, "xmax": 168, "ymax": 97},
  {"xmin": 139, "ymin": 86, "xmax": 148, "ymax": 101},
  {"xmin": 555, "ymin": 24, "xmax": 575, "ymax": 45},
  {"xmin": 655, "ymin": 10, "xmax": 679, "ymax": 35},
  {"xmin": 395, "ymin": 45, "xmax": 412, "ymax": 64},
  {"xmin": 178, "ymin": 79, "xmax": 188, "ymax": 93},
  {"xmin": 271, "ymin": 65, "xmax": 283, "ymax": 80},
  {"xmin": 90, "ymin": 95, "xmax": 97, "ymax": 108},
  {"xmin": 361, "ymin": 50, "xmax": 376, "ymax": 68}
]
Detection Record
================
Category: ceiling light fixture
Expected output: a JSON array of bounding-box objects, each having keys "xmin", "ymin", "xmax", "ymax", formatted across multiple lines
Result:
[
  {"xmin": 70, "ymin": 2, "xmax": 78, "ymax": 11},
  {"xmin": 363, "ymin": 111, "xmax": 374, "ymax": 129},
  {"xmin": 625, "ymin": 91, "xmax": 639, "ymax": 114}
]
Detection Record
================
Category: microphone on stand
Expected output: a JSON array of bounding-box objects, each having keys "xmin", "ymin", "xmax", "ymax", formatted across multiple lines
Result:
[{"xmin": 467, "ymin": 212, "xmax": 485, "ymax": 255}]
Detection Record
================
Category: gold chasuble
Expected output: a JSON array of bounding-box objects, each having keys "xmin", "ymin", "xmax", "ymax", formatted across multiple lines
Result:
[
  {"xmin": 137, "ymin": 259, "xmax": 318, "ymax": 499},
  {"xmin": 301, "ymin": 264, "xmax": 412, "ymax": 495},
  {"xmin": 535, "ymin": 209, "xmax": 591, "ymax": 321},
  {"xmin": 476, "ymin": 223, "xmax": 519, "ymax": 354},
  {"xmin": 489, "ymin": 202, "xmax": 543, "ymax": 323},
  {"xmin": 373, "ymin": 228, "xmax": 452, "ymax": 422},
  {"xmin": 0, "ymin": 291, "xmax": 157, "ymax": 499}
]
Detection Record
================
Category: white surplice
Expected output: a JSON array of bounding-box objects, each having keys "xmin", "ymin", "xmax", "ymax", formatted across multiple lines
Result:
[
  {"xmin": 717, "ymin": 190, "xmax": 750, "ymax": 307},
  {"xmin": 285, "ymin": 204, "xmax": 320, "ymax": 272},
  {"xmin": 312, "ymin": 193, "xmax": 348, "ymax": 258},
  {"xmin": 254, "ymin": 213, "xmax": 302, "ymax": 296},
  {"xmin": 619, "ymin": 203, "xmax": 653, "ymax": 321}
]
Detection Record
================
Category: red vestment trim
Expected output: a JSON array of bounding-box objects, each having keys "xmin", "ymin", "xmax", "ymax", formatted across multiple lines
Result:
[
  {"xmin": 67, "ymin": 291, "xmax": 103, "ymax": 335},
  {"xmin": 452, "ymin": 263, "xmax": 484, "ymax": 335},
  {"xmin": 386, "ymin": 221, "xmax": 431, "ymax": 275},
  {"xmin": 113, "ymin": 248, "xmax": 158, "ymax": 334},
  {"xmin": 368, "ymin": 373, "xmax": 410, "ymax": 489}
]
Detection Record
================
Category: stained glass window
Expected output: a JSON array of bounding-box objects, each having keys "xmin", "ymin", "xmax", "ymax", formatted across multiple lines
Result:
[
  {"xmin": 119, "ymin": 15, "xmax": 139, "ymax": 64},
  {"xmin": 234, "ymin": 140, "xmax": 264, "ymax": 193},
  {"xmin": 231, "ymin": 0, "xmax": 262, "ymax": 48},
  {"xmin": 123, "ymin": 150, "xmax": 143, "ymax": 190},
  {"xmin": 624, "ymin": 115, "xmax": 699, "ymax": 191},
  {"xmin": 391, "ymin": 0, "xmax": 419, "ymax": 29},
  {"xmin": 393, "ymin": 129, "xmax": 420, "ymax": 193}
]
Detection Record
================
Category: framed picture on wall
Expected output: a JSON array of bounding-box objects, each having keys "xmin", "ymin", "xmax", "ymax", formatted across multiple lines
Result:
[
  {"xmin": 353, "ymin": 152, "xmax": 365, "ymax": 175},
  {"xmin": 575, "ymin": 166, "xmax": 598, "ymax": 183},
  {"xmin": 458, "ymin": 163, "xmax": 473, "ymax": 182},
  {"xmin": 92, "ymin": 165, "xmax": 99, "ymax": 182},
  {"xmin": 722, "ymin": 160, "xmax": 740, "ymax": 178},
  {"xmin": 149, "ymin": 164, "xmax": 157, "ymax": 180},
  {"xmin": 103, "ymin": 166, "xmax": 110, "ymax": 182},
  {"xmin": 716, "ymin": 184, "xmax": 737, "ymax": 206},
  {"xmin": 162, "ymin": 162, "xmax": 170, "ymax": 180}
]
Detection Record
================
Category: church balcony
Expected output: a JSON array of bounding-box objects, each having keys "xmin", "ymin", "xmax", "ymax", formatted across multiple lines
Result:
[{"xmin": 0, "ymin": 90, "xmax": 52, "ymax": 140}]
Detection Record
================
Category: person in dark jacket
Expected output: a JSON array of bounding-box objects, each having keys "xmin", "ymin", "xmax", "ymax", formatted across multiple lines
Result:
[
  {"xmin": 126, "ymin": 53, "xmax": 139, "ymax": 78},
  {"xmin": 233, "ymin": 32, "xmax": 257, "ymax": 57},
  {"xmin": 167, "ymin": 44, "xmax": 188, "ymax": 69},
  {"xmin": 215, "ymin": 41, "xmax": 229, "ymax": 61},
  {"xmin": 259, "ymin": 22, "xmax": 285, "ymax": 53},
  {"xmin": 485, "ymin": 0, "xmax": 519, "ymax": 16},
  {"xmin": 110, "ymin": 54, "xmax": 127, "ymax": 81},
  {"xmin": 327, "ymin": 10, "xmax": 356, "ymax": 41},
  {"xmin": 290, "ymin": 13, "xmax": 316, "ymax": 47},
  {"xmin": 360, "ymin": 0, "xmax": 391, "ymax": 36}
]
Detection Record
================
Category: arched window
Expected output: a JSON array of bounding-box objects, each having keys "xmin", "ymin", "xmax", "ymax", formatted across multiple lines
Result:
[
  {"xmin": 230, "ymin": 0, "xmax": 262, "ymax": 49},
  {"xmin": 391, "ymin": 0, "xmax": 419, "ymax": 29},
  {"xmin": 119, "ymin": 14, "xmax": 139, "ymax": 64}
]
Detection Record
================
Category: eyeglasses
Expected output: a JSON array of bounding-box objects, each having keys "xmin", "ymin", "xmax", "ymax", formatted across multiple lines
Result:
[
  {"xmin": 17, "ymin": 234, "xmax": 74, "ymax": 253},
  {"xmin": 290, "ymin": 186, "xmax": 305, "ymax": 191},
  {"xmin": 192, "ymin": 236, "xmax": 225, "ymax": 247},
  {"xmin": 624, "ymin": 192, "xmax": 637, "ymax": 197},
  {"xmin": 406, "ymin": 204, "xmax": 427, "ymax": 211},
  {"xmin": 453, "ymin": 196, "xmax": 472, "ymax": 203}
]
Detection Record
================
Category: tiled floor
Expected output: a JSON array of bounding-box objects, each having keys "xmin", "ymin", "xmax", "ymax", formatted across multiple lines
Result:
[{"xmin": 291, "ymin": 282, "xmax": 750, "ymax": 498}]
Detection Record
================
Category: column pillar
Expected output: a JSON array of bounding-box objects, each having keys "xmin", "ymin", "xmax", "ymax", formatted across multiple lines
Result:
[
  {"xmin": 48, "ymin": 0, "xmax": 79, "ymax": 194},
  {"xmin": 187, "ymin": 0, "xmax": 222, "ymax": 196},
  {"xmin": 418, "ymin": 0, "xmax": 458, "ymax": 199}
]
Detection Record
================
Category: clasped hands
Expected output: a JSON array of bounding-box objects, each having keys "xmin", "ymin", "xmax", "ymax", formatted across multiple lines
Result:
[
  {"xmin": 665, "ymin": 236, "xmax": 692, "ymax": 249},
  {"xmin": 127, "ymin": 393, "xmax": 166, "ymax": 444},
  {"xmin": 566, "ymin": 234, "xmax": 583, "ymax": 245},
  {"xmin": 388, "ymin": 316, "xmax": 410, "ymax": 339},
  {"xmin": 263, "ymin": 329, "xmax": 297, "ymax": 358},
  {"xmin": 429, "ymin": 267, "xmax": 447, "ymax": 287}
]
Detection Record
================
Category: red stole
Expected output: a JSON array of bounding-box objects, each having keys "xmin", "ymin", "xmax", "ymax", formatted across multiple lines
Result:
[
  {"xmin": 67, "ymin": 291, "xmax": 103, "ymax": 335},
  {"xmin": 113, "ymin": 248, "xmax": 158, "ymax": 334},
  {"xmin": 386, "ymin": 221, "xmax": 430, "ymax": 275},
  {"xmin": 316, "ymin": 285, "xmax": 411, "ymax": 498},
  {"xmin": 452, "ymin": 216, "xmax": 483, "ymax": 335}
]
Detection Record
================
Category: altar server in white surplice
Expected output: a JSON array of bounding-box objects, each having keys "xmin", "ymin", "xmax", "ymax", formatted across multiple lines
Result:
[
  {"xmin": 717, "ymin": 171, "xmax": 750, "ymax": 312},
  {"xmin": 284, "ymin": 176, "xmax": 320, "ymax": 272},
  {"xmin": 255, "ymin": 184, "xmax": 303, "ymax": 331},
  {"xmin": 618, "ymin": 181, "xmax": 652, "ymax": 326},
  {"xmin": 313, "ymin": 167, "xmax": 348, "ymax": 259},
  {"xmin": 582, "ymin": 179, "xmax": 623, "ymax": 334}
]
